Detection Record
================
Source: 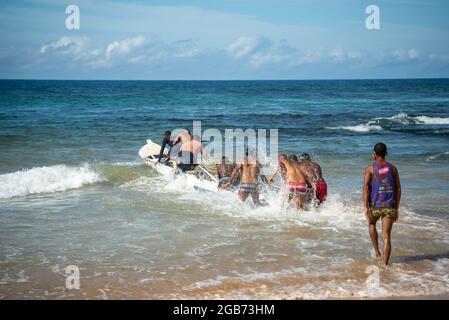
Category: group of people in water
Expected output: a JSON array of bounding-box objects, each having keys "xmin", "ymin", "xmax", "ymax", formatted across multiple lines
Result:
[
  {"xmin": 156, "ymin": 128, "xmax": 328, "ymax": 210},
  {"xmin": 155, "ymin": 130, "xmax": 401, "ymax": 266},
  {"xmin": 216, "ymin": 152, "xmax": 327, "ymax": 209}
]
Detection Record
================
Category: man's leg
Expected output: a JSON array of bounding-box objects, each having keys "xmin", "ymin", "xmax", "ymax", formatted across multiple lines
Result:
[
  {"xmin": 251, "ymin": 191, "xmax": 261, "ymax": 206},
  {"xmin": 381, "ymin": 216, "xmax": 395, "ymax": 266},
  {"xmin": 295, "ymin": 194, "xmax": 305, "ymax": 210},
  {"xmin": 238, "ymin": 190, "xmax": 249, "ymax": 202},
  {"xmin": 369, "ymin": 215, "xmax": 381, "ymax": 259}
]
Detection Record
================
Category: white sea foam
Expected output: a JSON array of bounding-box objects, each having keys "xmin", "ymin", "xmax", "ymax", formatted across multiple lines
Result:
[
  {"xmin": 427, "ymin": 151, "xmax": 449, "ymax": 161},
  {"xmin": 0, "ymin": 164, "xmax": 103, "ymax": 199},
  {"xmin": 327, "ymin": 113, "xmax": 449, "ymax": 133},
  {"xmin": 383, "ymin": 112, "xmax": 449, "ymax": 125},
  {"xmin": 326, "ymin": 123, "xmax": 383, "ymax": 133},
  {"xmin": 414, "ymin": 115, "xmax": 449, "ymax": 125}
]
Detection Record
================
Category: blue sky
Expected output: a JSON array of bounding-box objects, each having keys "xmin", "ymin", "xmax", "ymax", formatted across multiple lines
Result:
[{"xmin": 1, "ymin": 0, "xmax": 449, "ymax": 79}]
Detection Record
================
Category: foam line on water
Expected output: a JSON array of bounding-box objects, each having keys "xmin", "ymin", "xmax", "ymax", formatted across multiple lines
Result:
[
  {"xmin": 326, "ymin": 113, "xmax": 449, "ymax": 133},
  {"xmin": 384, "ymin": 113, "xmax": 449, "ymax": 125},
  {"xmin": 427, "ymin": 151, "xmax": 449, "ymax": 161},
  {"xmin": 326, "ymin": 124, "xmax": 383, "ymax": 133}
]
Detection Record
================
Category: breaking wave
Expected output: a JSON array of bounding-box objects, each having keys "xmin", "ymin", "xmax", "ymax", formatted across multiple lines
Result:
[
  {"xmin": 327, "ymin": 113, "xmax": 449, "ymax": 133},
  {"xmin": 384, "ymin": 113, "xmax": 449, "ymax": 125},
  {"xmin": 0, "ymin": 164, "xmax": 103, "ymax": 199},
  {"xmin": 326, "ymin": 124, "xmax": 383, "ymax": 133},
  {"xmin": 427, "ymin": 151, "xmax": 449, "ymax": 162}
]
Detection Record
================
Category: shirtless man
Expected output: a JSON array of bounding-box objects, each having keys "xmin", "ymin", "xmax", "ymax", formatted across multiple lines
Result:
[
  {"xmin": 217, "ymin": 156, "xmax": 237, "ymax": 189},
  {"xmin": 173, "ymin": 128, "xmax": 191, "ymax": 146},
  {"xmin": 168, "ymin": 128, "xmax": 190, "ymax": 162},
  {"xmin": 224, "ymin": 153, "xmax": 261, "ymax": 205},
  {"xmin": 279, "ymin": 154, "xmax": 308, "ymax": 210},
  {"xmin": 299, "ymin": 153, "xmax": 327, "ymax": 205},
  {"xmin": 267, "ymin": 153, "xmax": 288, "ymax": 184},
  {"xmin": 178, "ymin": 135, "xmax": 208, "ymax": 171}
]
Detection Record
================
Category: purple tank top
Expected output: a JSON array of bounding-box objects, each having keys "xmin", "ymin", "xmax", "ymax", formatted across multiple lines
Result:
[{"xmin": 370, "ymin": 162, "xmax": 396, "ymax": 209}]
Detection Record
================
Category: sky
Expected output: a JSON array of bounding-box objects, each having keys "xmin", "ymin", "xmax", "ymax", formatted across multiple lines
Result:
[{"xmin": 0, "ymin": 0, "xmax": 449, "ymax": 80}]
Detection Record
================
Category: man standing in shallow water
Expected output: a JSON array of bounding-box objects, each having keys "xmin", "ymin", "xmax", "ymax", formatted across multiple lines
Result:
[
  {"xmin": 363, "ymin": 143, "xmax": 401, "ymax": 266},
  {"xmin": 299, "ymin": 153, "xmax": 327, "ymax": 206},
  {"xmin": 280, "ymin": 154, "xmax": 308, "ymax": 210},
  {"xmin": 224, "ymin": 151, "xmax": 261, "ymax": 206}
]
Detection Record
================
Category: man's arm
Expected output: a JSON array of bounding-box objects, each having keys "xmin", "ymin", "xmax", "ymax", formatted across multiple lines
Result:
[
  {"xmin": 363, "ymin": 165, "xmax": 372, "ymax": 222},
  {"xmin": 200, "ymin": 144, "xmax": 209, "ymax": 160},
  {"xmin": 314, "ymin": 164, "xmax": 323, "ymax": 181},
  {"xmin": 267, "ymin": 167, "xmax": 279, "ymax": 183},
  {"xmin": 172, "ymin": 135, "xmax": 181, "ymax": 146},
  {"xmin": 225, "ymin": 164, "xmax": 242, "ymax": 186},
  {"xmin": 279, "ymin": 158, "xmax": 291, "ymax": 170},
  {"xmin": 157, "ymin": 137, "xmax": 168, "ymax": 162},
  {"xmin": 394, "ymin": 166, "xmax": 401, "ymax": 221}
]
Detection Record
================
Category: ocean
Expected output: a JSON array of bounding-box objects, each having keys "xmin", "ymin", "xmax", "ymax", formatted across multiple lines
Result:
[{"xmin": 0, "ymin": 79, "xmax": 448, "ymax": 299}]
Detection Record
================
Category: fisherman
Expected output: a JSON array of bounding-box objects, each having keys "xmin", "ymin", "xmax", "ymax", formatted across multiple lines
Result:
[
  {"xmin": 363, "ymin": 143, "xmax": 401, "ymax": 266},
  {"xmin": 169, "ymin": 128, "xmax": 191, "ymax": 164},
  {"xmin": 217, "ymin": 156, "xmax": 238, "ymax": 189},
  {"xmin": 224, "ymin": 151, "xmax": 261, "ymax": 205},
  {"xmin": 299, "ymin": 153, "xmax": 327, "ymax": 205},
  {"xmin": 155, "ymin": 130, "xmax": 174, "ymax": 164},
  {"xmin": 278, "ymin": 154, "xmax": 308, "ymax": 210},
  {"xmin": 267, "ymin": 153, "xmax": 288, "ymax": 184},
  {"xmin": 172, "ymin": 128, "xmax": 191, "ymax": 148},
  {"xmin": 178, "ymin": 135, "xmax": 208, "ymax": 172}
]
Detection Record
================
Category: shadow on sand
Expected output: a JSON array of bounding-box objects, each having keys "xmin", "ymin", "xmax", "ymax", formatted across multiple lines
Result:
[{"xmin": 394, "ymin": 252, "xmax": 449, "ymax": 263}]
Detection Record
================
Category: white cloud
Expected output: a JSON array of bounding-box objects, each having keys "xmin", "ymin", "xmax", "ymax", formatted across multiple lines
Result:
[
  {"xmin": 104, "ymin": 36, "xmax": 145, "ymax": 60},
  {"xmin": 40, "ymin": 36, "xmax": 89, "ymax": 57},
  {"xmin": 226, "ymin": 36, "xmax": 296, "ymax": 67},
  {"xmin": 329, "ymin": 48, "xmax": 361, "ymax": 63},
  {"xmin": 33, "ymin": 34, "xmax": 449, "ymax": 77},
  {"xmin": 249, "ymin": 51, "xmax": 287, "ymax": 67},
  {"xmin": 392, "ymin": 48, "xmax": 420, "ymax": 61},
  {"xmin": 292, "ymin": 51, "xmax": 323, "ymax": 66},
  {"xmin": 39, "ymin": 35, "xmax": 204, "ymax": 69},
  {"xmin": 429, "ymin": 53, "xmax": 449, "ymax": 62},
  {"xmin": 128, "ymin": 55, "xmax": 146, "ymax": 65},
  {"xmin": 330, "ymin": 48, "xmax": 345, "ymax": 62},
  {"xmin": 227, "ymin": 37, "xmax": 364, "ymax": 68},
  {"xmin": 227, "ymin": 36, "xmax": 271, "ymax": 60},
  {"xmin": 408, "ymin": 48, "xmax": 419, "ymax": 59}
]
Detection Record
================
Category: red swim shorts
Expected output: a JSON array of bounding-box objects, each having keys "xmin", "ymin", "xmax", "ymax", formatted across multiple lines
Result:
[{"xmin": 314, "ymin": 180, "xmax": 327, "ymax": 203}]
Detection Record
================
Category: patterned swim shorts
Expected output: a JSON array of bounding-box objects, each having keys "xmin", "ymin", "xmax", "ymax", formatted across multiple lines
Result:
[
  {"xmin": 370, "ymin": 207, "xmax": 397, "ymax": 218},
  {"xmin": 239, "ymin": 183, "xmax": 257, "ymax": 194}
]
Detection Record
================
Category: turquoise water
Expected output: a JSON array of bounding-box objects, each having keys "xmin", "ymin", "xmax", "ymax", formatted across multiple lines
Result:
[{"xmin": 0, "ymin": 79, "xmax": 448, "ymax": 299}]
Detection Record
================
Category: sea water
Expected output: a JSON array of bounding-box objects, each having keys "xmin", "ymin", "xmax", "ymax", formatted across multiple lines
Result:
[{"xmin": 0, "ymin": 79, "xmax": 448, "ymax": 299}]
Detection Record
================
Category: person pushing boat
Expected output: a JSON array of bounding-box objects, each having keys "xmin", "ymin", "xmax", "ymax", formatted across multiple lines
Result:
[
  {"xmin": 155, "ymin": 130, "xmax": 174, "ymax": 164},
  {"xmin": 299, "ymin": 153, "xmax": 327, "ymax": 206},
  {"xmin": 267, "ymin": 153, "xmax": 288, "ymax": 184},
  {"xmin": 224, "ymin": 151, "xmax": 261, "ymax": 206},
  {"xmin": 177, "ymin": 135, "xmax": 208, "ymax": 172},
  {"xmin": 279, "ymin": 154, "xmax": 308, "ymax": 210},
  {"xmin": 217, "ymin": 156, "xmax": 238, "ymax": 189}
]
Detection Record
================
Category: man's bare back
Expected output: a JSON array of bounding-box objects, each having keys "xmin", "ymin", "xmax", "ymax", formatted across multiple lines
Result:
[
  {"xmin": 217, "ymin": 163, "xmax": 235, "ymax": 179},
  {"xmin": 298, "ymin": 161, "xmax": 315, "ymax": 186},
  {"xmin": 280, "ymin": 155, "xmax": 307, "ymax": 209},
  {"xmin": 280, "ymin": 158, "xmax": 306, "ymax": 184},
  {"xmin": 225, "ymin": 156, "xmax": 260, "ymax": 205},
  {"xmin": 240, "ymin": 158, "xmax": 259, "ymax": 184}
]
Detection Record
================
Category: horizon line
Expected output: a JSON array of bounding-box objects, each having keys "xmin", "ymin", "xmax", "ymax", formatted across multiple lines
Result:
[{"xmin": 1, "ymin": 77, "xmax": 449, "ymax": 81}]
